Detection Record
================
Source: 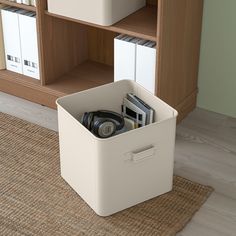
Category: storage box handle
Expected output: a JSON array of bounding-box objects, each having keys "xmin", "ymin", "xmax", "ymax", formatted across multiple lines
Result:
[{"xmin": 132, "ymin": 145, "xmax": 155, "ymax": 163}]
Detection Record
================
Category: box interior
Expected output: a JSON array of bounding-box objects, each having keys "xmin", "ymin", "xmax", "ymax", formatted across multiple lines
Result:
[{"xmin": 57, "ymin": 81, "xmax": 177, "ymax": 125}]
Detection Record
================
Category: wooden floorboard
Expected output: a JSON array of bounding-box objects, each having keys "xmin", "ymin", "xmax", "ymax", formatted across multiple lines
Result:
[
  {"xmin": 0, "ymin": 91, "xmax": 236, "ymax": 236},
  {"xmin": 175, "ymin": 108, "xmax": 236, "ymax": 199},
  {"xmin": 0, "ymin": 92, "xmax": 58, "ymax": 131}
]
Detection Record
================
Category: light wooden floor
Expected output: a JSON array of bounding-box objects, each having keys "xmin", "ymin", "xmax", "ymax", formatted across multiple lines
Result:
[{"xmin": 0, "ymin": 91, "xmax": 236, "ymax": 236}]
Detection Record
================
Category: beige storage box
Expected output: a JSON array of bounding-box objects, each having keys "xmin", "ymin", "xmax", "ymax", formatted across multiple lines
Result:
[
  {"xmin": 56, "ymin": 80, "xmax": 178, "ymax": 216},
  {"xmin": 48, "ymin": 0, "xmax": 146, "ymax": 26}
]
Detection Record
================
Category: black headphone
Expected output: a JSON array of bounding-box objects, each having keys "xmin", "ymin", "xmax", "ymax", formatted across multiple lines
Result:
[{"xmin": 81, "ymin": 110, "xmax": 125, "ymax": 138}]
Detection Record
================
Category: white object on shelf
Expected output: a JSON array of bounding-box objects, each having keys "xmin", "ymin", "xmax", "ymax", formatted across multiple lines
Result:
[
  {"xmin": 136, "ymin": 41, "xmax": 157, "ymax": 94},
  {"xmin": 56, "ymin": 80, "xmax": 178, "ymax": 217},
  {"xmin": 22, "ymin": 0, "xmax": 30, "ymax": 5},
  {"xmin": 18, "ymin": 12, "xmax": 39, "ymax": 79},
  {"xmin": 1, "ymin": 8, "xmax": 23, "ymax": 74},
  {"xmin": 114, "ymin": 35, "xmax": 137, "ymax": 82},
  {"xmin": 30, "ymin": 0, "xmax": 36, "ymax": 7},
  {"xmin": 16, "ymin": 0, "xmax": 22, "ymax": 4},
  {"xmin": 48, "ymin": 0, "xmax": 146, "ymax": 26}
]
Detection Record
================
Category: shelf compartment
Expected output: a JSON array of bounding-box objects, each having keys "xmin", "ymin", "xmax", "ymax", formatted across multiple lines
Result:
[
  {"xmin": 0, "ymin": 0, "xmax": 36, "ymax": 11},
  {"xmin": 45, "ymin": 61, "xmax": 114, "ymax": 95},
  {"xmin": 45, "ymin": 5, "xmax": 157, "ymax": 42},
  {"xmin": 111, "ymin": 5, "xmax": 157, "ymax": 41}
]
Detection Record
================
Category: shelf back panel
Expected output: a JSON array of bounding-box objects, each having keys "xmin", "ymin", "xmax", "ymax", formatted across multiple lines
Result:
[{"xmin": 88, "ymin": 28, "xmax": 117, "ymax": 66}]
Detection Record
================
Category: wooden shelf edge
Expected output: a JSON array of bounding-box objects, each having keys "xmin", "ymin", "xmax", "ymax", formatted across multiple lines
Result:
[
  {"xmin": 0, "ymin": 0, "xmax": 36, "ymax": 11},
  {"xmin": 0, "ymin": 77, "xmax": 58, "ymax": 109},
  {"xmin": 110, "ymin": 26, "xmax": 156, "ymax": 42},
  {"xmin": 45, "ymin": 6, "xmax": 157, "ymax": 42},
  {"xmin": 0, "ymin": 70, "xmax": 64, "ymax": 98}
]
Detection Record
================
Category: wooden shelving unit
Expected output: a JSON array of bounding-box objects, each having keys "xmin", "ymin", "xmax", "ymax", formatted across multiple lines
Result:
[
  {"xmin": 0, "ymin": 0, "xmax": 204, "ymax": 121},
  {"xmin": 0, "ymin": 0, "xmax": 36, "ymax": 11}
]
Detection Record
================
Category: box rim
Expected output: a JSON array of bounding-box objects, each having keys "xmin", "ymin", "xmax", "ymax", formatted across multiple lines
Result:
[{"xmin": 56, "ymin": 80, "xmax": 178, "ymax": 142}]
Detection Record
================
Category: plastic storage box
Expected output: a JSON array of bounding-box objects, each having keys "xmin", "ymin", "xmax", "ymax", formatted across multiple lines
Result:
[
  {"xmin": 56, "ymin": 80, "xmax": 178, "ymax": 216},
  {"xmin": 48, "ymin": 0, "xmax": 146, "ymax": 26}
]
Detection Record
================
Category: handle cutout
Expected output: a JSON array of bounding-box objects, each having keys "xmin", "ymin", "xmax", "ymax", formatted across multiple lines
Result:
[{"xmin": 132, "ymin": 145, "xmax": 155, "ymax": 163}]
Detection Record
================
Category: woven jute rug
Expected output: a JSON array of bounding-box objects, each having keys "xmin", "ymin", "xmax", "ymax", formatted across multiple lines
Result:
[{"xmin": 0, "ymin": 112, "xmax": 213, "ymax": 236}]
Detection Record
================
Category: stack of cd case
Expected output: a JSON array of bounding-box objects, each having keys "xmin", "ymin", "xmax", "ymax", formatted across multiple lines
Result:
[{"xmin": 122, "ymin": 93, "xmax": 154, "ymax": 128}]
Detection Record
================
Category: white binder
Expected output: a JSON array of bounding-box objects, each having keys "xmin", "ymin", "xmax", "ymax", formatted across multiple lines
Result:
[
  {"xmin": 1, "ymin": 8, "xmax": 23, "ymax": 74},
  {"xmin": 114, "ymin": 35, "xmax": 137, "ymax": 82},
  {"xmin": 30, "ymin": 0, "xmax": 36, "ymax": 6},
  {"xmin": 136, "ymin": 41, "xmax": 156, "ymax": 94},
  {"xmin": 22, "ymin": 0, "xmax": 30, "ymax": 5},
  {"xmin": 18, "ymin": 12, "xmax": 40, "ymax": 79}
]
